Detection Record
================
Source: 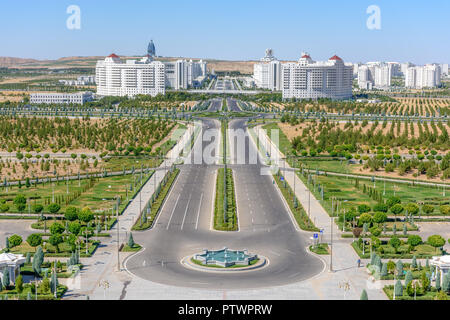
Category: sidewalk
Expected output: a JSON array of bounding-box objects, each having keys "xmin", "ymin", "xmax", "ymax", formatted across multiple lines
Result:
[
  {"xmin": 251, "ymin": 125, "xmax": 387, "ymax": 299},
  {"xmin": 61, "ymin": 122, "xmax": 200, "ymax": 299}
]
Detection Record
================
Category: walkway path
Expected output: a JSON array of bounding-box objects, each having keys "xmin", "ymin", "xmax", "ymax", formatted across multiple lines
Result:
[
  {"xmin": 61, "ymin": 122, "xmax": 199, "ymax": 299},
  {"xmin": 251, "ymin": 125, "xmax": 388, "ymax": 299}
]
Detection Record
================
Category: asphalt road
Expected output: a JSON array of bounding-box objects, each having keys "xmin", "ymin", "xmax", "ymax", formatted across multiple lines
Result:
[
  {"xmin": 125, "ymin": 100, "xmax": 322, "ymax": 290},
  {"xmin": 227, "ymin": 98, "xmax": 242, "ymax": 112},
  {"xmin": 207, "ymin": 98, "xmax": 222, "ymax": 112}
]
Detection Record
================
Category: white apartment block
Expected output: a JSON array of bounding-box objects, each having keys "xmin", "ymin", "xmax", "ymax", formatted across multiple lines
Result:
[
  {"xmin": 253, "ymin": 49, "xmax": 282, "ymax": 91},
  {"xmin": 282, "ymin": 53, "xmax": 353, "ymax": 100},
  {"xmin": 405, "ymin": 64, "xmax": 441, "ymax": 89},
  {"xmin": 164, "ymin": 59, "xmax": 207, "ymax": 89},
  {"xmin": 440, "ymin": 64, "xmax": 449, "ymax": 76},
  {"xmin": 95, "ymin": 54, "xmax": 165, "ymax": 97},
  {"xmin": 30, "ymin": 92, "xmax": 94, "ymax": 105},
  {"xmin": 357, "ymin": 62, "xmax": 392, "ymax": 89},
  {"xmin": 401, "ymin": 62, "xmax": 415, "ymax": 76},
  {"xmin": 357, "ymin": 66, "xmax": 373, "ymax": 90}
]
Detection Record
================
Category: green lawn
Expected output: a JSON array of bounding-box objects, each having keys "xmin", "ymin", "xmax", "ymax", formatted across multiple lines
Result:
[
  {"xmin": 273, "ymin": 172, "xmax": 319, "ymax": 232},
  {"xmin": 121, "ymin": 244, "xmax": 142, "ymax": 252},
  {"xmin": 352, "ymin": 241, "xmax": 441, "ymax": 259},
  {"xmin": 0, "ymin": 171, "xmax": 154, "ymax": 215},
  {"xmin": 309, "ymin": 243, "xmax": 329, "ymax": 255},
  {"xmin": 295, "ymin": 171, "xmax": 449, "ymax": 218}
]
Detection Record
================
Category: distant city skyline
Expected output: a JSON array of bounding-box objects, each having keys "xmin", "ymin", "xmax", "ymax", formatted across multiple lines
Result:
[{"xmin": 0, "ymin": 0, "xmax": 449, "ymax": 65}]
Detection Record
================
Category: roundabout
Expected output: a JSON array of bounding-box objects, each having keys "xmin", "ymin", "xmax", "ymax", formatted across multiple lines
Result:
[{"xmin": 125, "ymin": 114, "xmax": 324, "ymax": 290}]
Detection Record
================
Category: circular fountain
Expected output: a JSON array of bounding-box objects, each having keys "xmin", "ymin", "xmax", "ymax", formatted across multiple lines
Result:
[{"xmin": 182, "ymin": 247, "xmax": 267, "ymax": 272}]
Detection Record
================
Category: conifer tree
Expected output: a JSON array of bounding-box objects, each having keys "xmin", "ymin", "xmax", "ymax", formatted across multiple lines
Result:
[{"xmin": 360, "ymin": 289, "xmax": 368, "ymax": 300}]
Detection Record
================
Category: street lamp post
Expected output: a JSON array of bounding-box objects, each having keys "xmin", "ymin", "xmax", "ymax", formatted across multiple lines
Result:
[
  {"xmin": 116, "ymin": 196, "xmax": 120, "ymax": 272},
  {"xmin": 330, "ymin": 214, "xmax": 333, "ymax": 272}
]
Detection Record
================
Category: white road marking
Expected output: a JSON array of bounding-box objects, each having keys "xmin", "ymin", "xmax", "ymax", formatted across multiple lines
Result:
[
  {"xmin": 269, "ymin": 250, "xmax": 281, "ymax": 256},
  {"xmin": 180, "ymin": 194, "xmax": 192, "ymax": 230},
  {"xmin": 195, "ymin": 193, "xmax": 204, "ymax": 230},
  {"xmin": 166, "ymin": 194, "xmax": 181, "ymax": 230},
  {"xmin": 288, "ymin": 272, "xmax": 301, "ymax": 279}
]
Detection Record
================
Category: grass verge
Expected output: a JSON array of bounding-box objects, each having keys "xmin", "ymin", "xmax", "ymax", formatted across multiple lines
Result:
[
  {"xmin": 214, "ymin": 168, "xmax": 237, "ymax": 231},
  {"xmin": 132, "ymin": 168, "xmax": 180, "ymax": 231},
  {"xmin": 273, "ymin": 171, "xmax": 319, "ymax": 232}
]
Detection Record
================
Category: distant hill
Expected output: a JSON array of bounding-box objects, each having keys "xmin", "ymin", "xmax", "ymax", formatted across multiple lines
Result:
[
  {"xmin": 0, "ymin": 55, "xmax": 258, "ymax": 75},
  {"xmin": 0, "ymin": 57, "xmax": 40, "ymax": 67}
]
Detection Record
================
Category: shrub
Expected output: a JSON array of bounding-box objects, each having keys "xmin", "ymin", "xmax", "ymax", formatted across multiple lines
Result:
[
  {"xmin": 68, "ymin": 222, "xmax": 81, "ymax": 235},
  {"xmin": 405, "ymin": 271, "xmax": 413, "ymax": 286},
  {"xmin": 369, "ymin": 226, "xmax": 382, "ymax": 237},
  {"xmin": 65, "ymin": 206, "xmax": 79, "ymax": 221},
  {"xmin": 13, "ymin": 194, "xmax": 26, "ymax": 206},
  {"xmin": 389, "ymin": 237, "xmax": 401, "ymax": 250},
  {"xmin": 50, "ymin": 222, "xmax": 65, "ymax": 235},
  {"xmin": 32, "ymin": 246, "xmax": 44, "ymax": 274},
  {"xmin": 8, "ymin": 234, "xmax": 22, "ymax": 247},
  {"xmin": 48, "ymin": 234, "xmax": 63, "ymax": 248},
  {"xmin": 386, "ymin": 196, "xmax": 401, "ymax": 208},
  {"xmin": 47, "ymin": 203, "xmax": 61, "ymax": 214},
  {"xmin": 358, "ymin": 213, "xmax": 373, "ymax": 226},
  {"xmin": 381, "ymin": 263, "xmax": 388, "ymax": 276},
  {"xmin": 439, "ymin": 205, "xmax": 450, "ymax": 215},
  {"xmin": 16, "ymin": 203, "xmax": 26, "ymax": 212},
  {"xmin": 422, "ymin": 204, "xmax": 434, "ymax": 215},
  {"xmin": 407, "ymin": 235, "xmax": 422, "ymax": 247},
  {"xmin": 427, "ymin": 235, "xmax": 445, "ymax": 252},
  {"xmin": 128, "ymin": 233, "xmax": 135, "ymax": 248},
  {"xmin": 373, "ymin": 212, "xmax": 388, "ymax": 223},
  {"xmin": 396, "ymin": 260, "xmax": 403, "ymax": 275},
  {"xmin": 26, "ymin": 234, "xmax": 42, "ymax": 247},
  {"xmin": 442, "ymin": 274, "xmax": 450, "ymax": 293},
  {"xmin": 358, "ymin": 204, "xmax": 371, "ymax": 214},
  {"xmin": 390, "ymin": 204, "xmax": 404, "ymax": 216},
  {"xmin": 394, "ymin": 280, "xmax": 403, "ymax": 296},
  {"xmin": 373, "ymin": 203, "xmax": 388, "ymax": 213},
  {"xmin": 32, "ymin": 204, "xmax": 44, "ymax": 213},
  {"xmin": 78, "ymin": 207, "xmax": 94, "ymax": 223},
  {"xmin": 360, "ymin": 289, "xmax": 368, "ymax": 300},
  {"xmin": 405, "ymin": 203, "xmax": 419, "ymax": 215},
  {"xmin": 15, "ymin": 274, "xmax": 23, "ymax": 293},
  {"xmin": 0, "ymin": 203, "xmax": 9, "ymax": 212},
  {"xmin": 435, "ymin": 291, "xmax": 448, "ymax": 300}
]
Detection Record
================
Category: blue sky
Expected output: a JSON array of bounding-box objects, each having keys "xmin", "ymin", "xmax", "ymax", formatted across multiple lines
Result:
[{"xmin": 0, "ymin": 0, "xmax": 448, "ymax": 64}]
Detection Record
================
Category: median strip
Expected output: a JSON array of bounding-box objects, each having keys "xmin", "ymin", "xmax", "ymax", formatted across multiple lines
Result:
[
  {"xmin": 132, "ymin": 166, "xmax": 180, "ymax": 231},
  {"xmin": 214, "ymin": 168, "xmax": 237, "ymax": 231}
]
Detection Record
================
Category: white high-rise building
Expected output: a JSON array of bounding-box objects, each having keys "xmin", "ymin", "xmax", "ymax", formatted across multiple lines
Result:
[
  {"xmin": 387, "ymin": 62, "xmax": 401, "ymax": 77},
  {"xmin": 440, "ymin": 64, "xmax": 449, "ymax": 76},
  {"xmin": 401, "ymin": 62, "xmax": 415, "ymax": 76},
  {"xmin": 374, "ymin": 64, "xmax": 392, "ymax": 87},
  {"xmin": 405, "ymin": 64, "xmax": 441, "ymax": 89},
  {"xmin": 281, "ymin": 53, "xmax": 353, "ymax": 100},
  {"xmin": 253, "ymin": 49, "xmax": 282, "ymax": 91},
  {"xmin": 164, "ymin": 59, "xmax": 207, "ymax": 89},
  {"xmin": 357, "ymin": 66, "xmax": 373, "ymax": 90},
  {"xmin": 357, "ymin": 63, "xmax": 392, "ymax": 89},
  {"xmin": 95, "ymin": 54, "xmax": 165, "ymax": 97}
]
